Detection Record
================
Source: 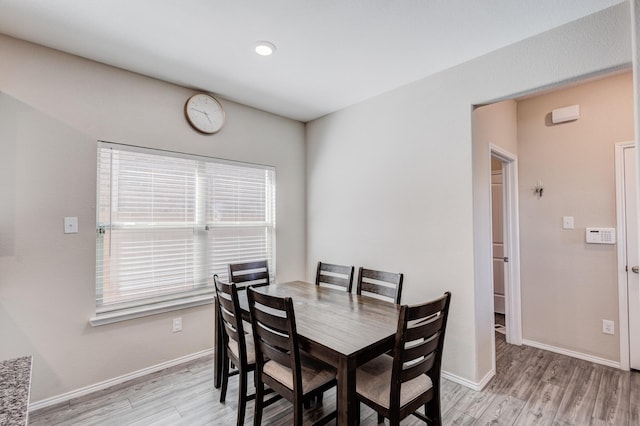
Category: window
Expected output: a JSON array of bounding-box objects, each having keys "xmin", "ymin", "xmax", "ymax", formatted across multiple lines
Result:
[{"xmin": 91, "ymin": 142, "xmax": 275, "ymax": 325}]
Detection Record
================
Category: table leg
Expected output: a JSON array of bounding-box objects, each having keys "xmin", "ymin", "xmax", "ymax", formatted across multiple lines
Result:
[
  {"xmin": 337, "ymin": 358, "xmax": 358, "ymax": 426},
  {"xmin": 214, "ymin": 297, "xmax": 222, "ymax": 389}
]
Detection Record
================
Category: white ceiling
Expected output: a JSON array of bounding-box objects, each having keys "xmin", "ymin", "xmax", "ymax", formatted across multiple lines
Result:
[{"xmin": 0, "ymin": 0, "xmax": 625, "ymax": 122}]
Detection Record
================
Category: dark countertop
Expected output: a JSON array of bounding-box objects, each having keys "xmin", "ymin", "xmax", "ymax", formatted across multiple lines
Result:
[{"xmin": 0, "ymin": 356, "xmax": 32, "ymax": 426}]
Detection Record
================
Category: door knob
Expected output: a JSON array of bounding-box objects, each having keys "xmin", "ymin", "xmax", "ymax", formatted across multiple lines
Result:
[{"xmin": 632, "ymin": 266, "xmax": 639, "ymax": 274}]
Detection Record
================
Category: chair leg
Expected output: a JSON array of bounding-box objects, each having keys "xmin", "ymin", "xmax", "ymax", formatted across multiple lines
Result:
[
  {"xmin": 294, "ymin": 399, "xmax": 303, "ymax": 426},
  {"xmin": 237, "ymin": 369, "xmax": 248, "ymax": 426},
  {"xmin": 426, "ymin": 398, "xmax": 442, "ymax": 426},
  {"xmin": 253, "ymin": 376, "xmax": 264, "ymax": 426},
  {"xmin": 377, "ymin": 413, "xmax": 385, "ymax": 424},
  {"xmin": 220, "ymin": 356, "xmax": 229, "ymax": 403}
]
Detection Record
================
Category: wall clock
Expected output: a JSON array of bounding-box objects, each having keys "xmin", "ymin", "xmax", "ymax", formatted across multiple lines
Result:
[{"xmin": 184, "ymin": 93, "xmax": 225, "ymax": 134}]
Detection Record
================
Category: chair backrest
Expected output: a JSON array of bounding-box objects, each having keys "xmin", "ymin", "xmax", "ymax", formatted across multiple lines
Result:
[
  {"xmin": 228, "ymin": 260, "xmax": 270, "ymax": 289},
  {"xmin": 390, "ymin": 292, "xmax": 451, "ymax": 410},
  {"xmin": 315, "ymin": 261, "xmax": 354, "ymax": 292},
  {"xmin": 356, "ymin": 267, "xmax": 404, "ymax": 304},
  {"xmin": 214, "ymin": 274, "xmax": 249, "ymax": 365},
  {"xmin": 247, "ymin": 287, "xmax": 303, "ymax": 394}
]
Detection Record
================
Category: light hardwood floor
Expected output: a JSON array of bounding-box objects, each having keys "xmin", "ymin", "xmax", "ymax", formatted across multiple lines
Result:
[{"xmin": 29, "ymin": 333, "xmax": 640, "ymax": 425}]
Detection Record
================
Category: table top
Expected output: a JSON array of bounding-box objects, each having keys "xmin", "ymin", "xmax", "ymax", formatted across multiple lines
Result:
[
  {"xmin": 244, "ymin": 281, "xmax": 400, "ymax": 359},
  {"xmin": 0, "ymin": 356, "xmax": 32, "ymax": 426}
]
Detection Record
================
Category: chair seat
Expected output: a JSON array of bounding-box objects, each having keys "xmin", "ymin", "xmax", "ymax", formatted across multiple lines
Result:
[
  {"xmin": 356, "ymin": 354, "xmax": 432, "ymax": 409},
  {"xmin": 263, "ymin": 354, "xmax": 336, "ymax": 394},
  {"xmin": 228, "ymin": 336, "xmax": 256, "ymax": 365}
]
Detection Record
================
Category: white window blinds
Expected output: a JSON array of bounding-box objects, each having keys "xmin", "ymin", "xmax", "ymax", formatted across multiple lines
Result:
[{"xmin": 96, "ymin": 142, "xmax": 275, "ymax": 313}]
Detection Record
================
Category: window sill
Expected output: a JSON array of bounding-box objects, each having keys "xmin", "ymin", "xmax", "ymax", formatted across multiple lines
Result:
[{"xmin": 89, "ymin": 293, "xmax": 213, "ymax": 326}]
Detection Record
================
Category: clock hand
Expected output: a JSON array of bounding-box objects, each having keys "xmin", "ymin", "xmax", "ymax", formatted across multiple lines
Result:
[{"xmin": 191, "ymin": 108, "xmax": 213, "ymax": 124}]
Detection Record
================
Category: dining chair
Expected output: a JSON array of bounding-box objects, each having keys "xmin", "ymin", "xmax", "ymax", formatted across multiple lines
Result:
[
  {"xmin": 213, "ymin": 275, "xmax": 279, "ymax": 426},
  {"xmin": 228, "ymin": 259, "xmax": 270, "ymax": 289},
  {"xmin": 247, "ymin": 287, "xmax": 338, "ymax": 426},
  {"xmin": 356, "ymin": 267, "xmax": 404, "ymax": 304},
  {"xmin": 355, "ymin": 292, "xmax": 451, "ymax": 426},
  {"xmin": 315, "ymin": 261, "xmax": 354, "ymax": 292}
]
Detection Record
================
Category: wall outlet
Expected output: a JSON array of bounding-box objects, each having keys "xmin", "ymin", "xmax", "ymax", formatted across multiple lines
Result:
[
  {"xmin": 602, "ymin": 319, "xmax": 615, "ymax": 335},
  {"xmin": 172, "ymin": 317, "xmax": 182, "ymax": 332}
]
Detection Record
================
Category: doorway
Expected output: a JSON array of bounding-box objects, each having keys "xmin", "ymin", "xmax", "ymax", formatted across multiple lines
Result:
[
  {"xmin": 490, "ymin": 145, "xmax": 523, "ymax": 346},
  {"xmin": 492, "ymin": 159, "xmax": 506, "ymax": 335}
]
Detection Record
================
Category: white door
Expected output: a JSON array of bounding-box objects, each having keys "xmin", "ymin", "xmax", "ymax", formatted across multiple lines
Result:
[{"xmin": 624, "ymin": 146, "xmax": 640, "ymax": 369}]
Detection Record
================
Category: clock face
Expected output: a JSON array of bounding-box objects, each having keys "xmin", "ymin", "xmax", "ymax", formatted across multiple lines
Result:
[{"xmin": 185, "ymin": 94, "xmax": 225, "ymax": 134}]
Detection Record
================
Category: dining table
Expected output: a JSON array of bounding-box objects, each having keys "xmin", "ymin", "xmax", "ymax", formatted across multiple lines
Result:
[{"xmin": 213, "ymin": 280, "xmax": 401, "ymax": 426}]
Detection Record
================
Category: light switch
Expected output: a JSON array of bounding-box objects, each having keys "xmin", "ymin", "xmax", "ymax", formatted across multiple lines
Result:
[
  {"xmin": 64, "ymin": 217, "xmax": 78, "ymax": 234},
  {"xmin": 562, "ymin": 216, "xmax": 574, "ymax": 230}
]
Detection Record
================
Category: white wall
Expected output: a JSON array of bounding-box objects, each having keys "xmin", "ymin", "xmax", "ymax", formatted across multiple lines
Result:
[
  {"xmin": 517, "ymin": 72, "xmax": 634, "ymax": 361},
  {"xmin": 307, "ymin": 4, "xmax": 631, "ymax": 384},
  {"xmin": 0, "ymin": 35, "xmax": 306, "ymax": 402}
]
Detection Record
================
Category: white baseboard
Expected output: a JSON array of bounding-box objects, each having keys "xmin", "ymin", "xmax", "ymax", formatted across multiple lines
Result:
[
  {"xmin": 29, "ymin": 349, "xmax": 214, "ymax": 412},
  {"xmin": 442, "ymin": 368, "xmax": 494, "ymax": 391},
  {"xmin": 522, "ymin": 339, "xmax": 620, "ymax": 369},
  {"xmin": 441, "ymin": 339, "xmax": 622, "ymax": 394}
]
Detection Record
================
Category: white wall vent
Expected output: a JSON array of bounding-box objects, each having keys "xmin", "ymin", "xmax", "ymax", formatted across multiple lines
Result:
[{"xmin": 551, "ymin": 105, "xmax": 580, "ymax": 124}]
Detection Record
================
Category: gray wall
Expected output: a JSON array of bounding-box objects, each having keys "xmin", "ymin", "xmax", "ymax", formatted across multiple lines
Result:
[
  {"xmin": 307, "ymin": 4, "xmax": 631, "ymax": 384},
  {"xmin": 0, "ymin": 35, "xmax": 306, "ymax": 402}
]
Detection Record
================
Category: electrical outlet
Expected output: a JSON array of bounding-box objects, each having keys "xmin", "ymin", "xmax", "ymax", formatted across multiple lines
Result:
[
  {"xmin": 172, "ymin": 317, "xmax": 182, "ymax": 332},
  {"xmin": 602, "ymin": 319, "xmax": 615, "ymax": 335}
]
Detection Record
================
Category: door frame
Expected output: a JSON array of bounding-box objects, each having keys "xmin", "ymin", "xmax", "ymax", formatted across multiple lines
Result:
[
  {"xmin": 490, "ymin": 144, "xmax": 522, "ymax": 345},
  {"xmin": 615, "ymin": 140, "xmax": 635, "ymax": 371}
]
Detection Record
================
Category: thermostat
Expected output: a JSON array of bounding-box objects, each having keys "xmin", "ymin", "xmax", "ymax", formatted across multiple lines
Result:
[{"xmin": 585, "ymin": 227, "xmax": 615, "ymax": 244}]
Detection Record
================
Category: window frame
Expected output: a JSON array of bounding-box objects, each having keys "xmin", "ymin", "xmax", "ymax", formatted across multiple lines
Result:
[{"xmin": 90, "ymin": 142, "xmax": 276, "ymax": 326}]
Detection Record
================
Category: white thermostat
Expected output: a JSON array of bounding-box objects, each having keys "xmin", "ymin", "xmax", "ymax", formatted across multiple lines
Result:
[{"xmin": 585, "ymin": 227, "xmax": 616, "ymax": 244}]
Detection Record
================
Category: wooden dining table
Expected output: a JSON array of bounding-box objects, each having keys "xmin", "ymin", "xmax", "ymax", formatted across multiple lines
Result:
[{"xmin": 213, "ymin": 280, "xmax": 400, "ymax": 426}]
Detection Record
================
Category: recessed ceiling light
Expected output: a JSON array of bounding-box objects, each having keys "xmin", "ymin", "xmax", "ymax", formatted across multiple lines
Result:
[{"xmin": 255, "ymin": 41, "xmax": 276, "ymax": 56}]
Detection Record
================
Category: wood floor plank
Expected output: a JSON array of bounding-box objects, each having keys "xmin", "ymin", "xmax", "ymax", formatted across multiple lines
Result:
[
  {"xmin": 541, "ymin": 355, "xmax": 577, "ymax": 388},
  {"xmin": 127, "ymin": 368, "xmax": 209, "ymax": 408},
  {"xmin": 473, "ymin": 394, "xmax": 527, "ymax": 425},
  {"xmin": 487, "ymin": 335, "xmax": 539, "ymax": 396},
  {"xmin": 440, "ymin": 379, "xmax": 470, "ymax": 414},
  {"xmin": 28, "ymin": 336, "xmax": 640, "ymax": 426},
  {"xmin": 451, "ymin": 387, "xmax": 497, "ymax": 420},
  {"xmin": 592, "ymin": 367, "xmax": 630, "ymax": 425},
  {"xmin": 554, "ymin": 362, "xmax": 603, "ymax": 425},
  {"xmin": 30, "ymin": 398, "xmax": 133, "ymax": 426},
  {"xmin": 513, "ymin": 381, "xmax": 563, "ymax": 425},
  {"xmin": 442, "ymin": 407, "xmax": 476, "ymax": 425},
  {"xmin": 505, "ymin": 348, "xmax": 556, "ymax": 400},
  {"xmin": 125, "ymin": 406, "xmax": 183, "ymax": 425}
]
